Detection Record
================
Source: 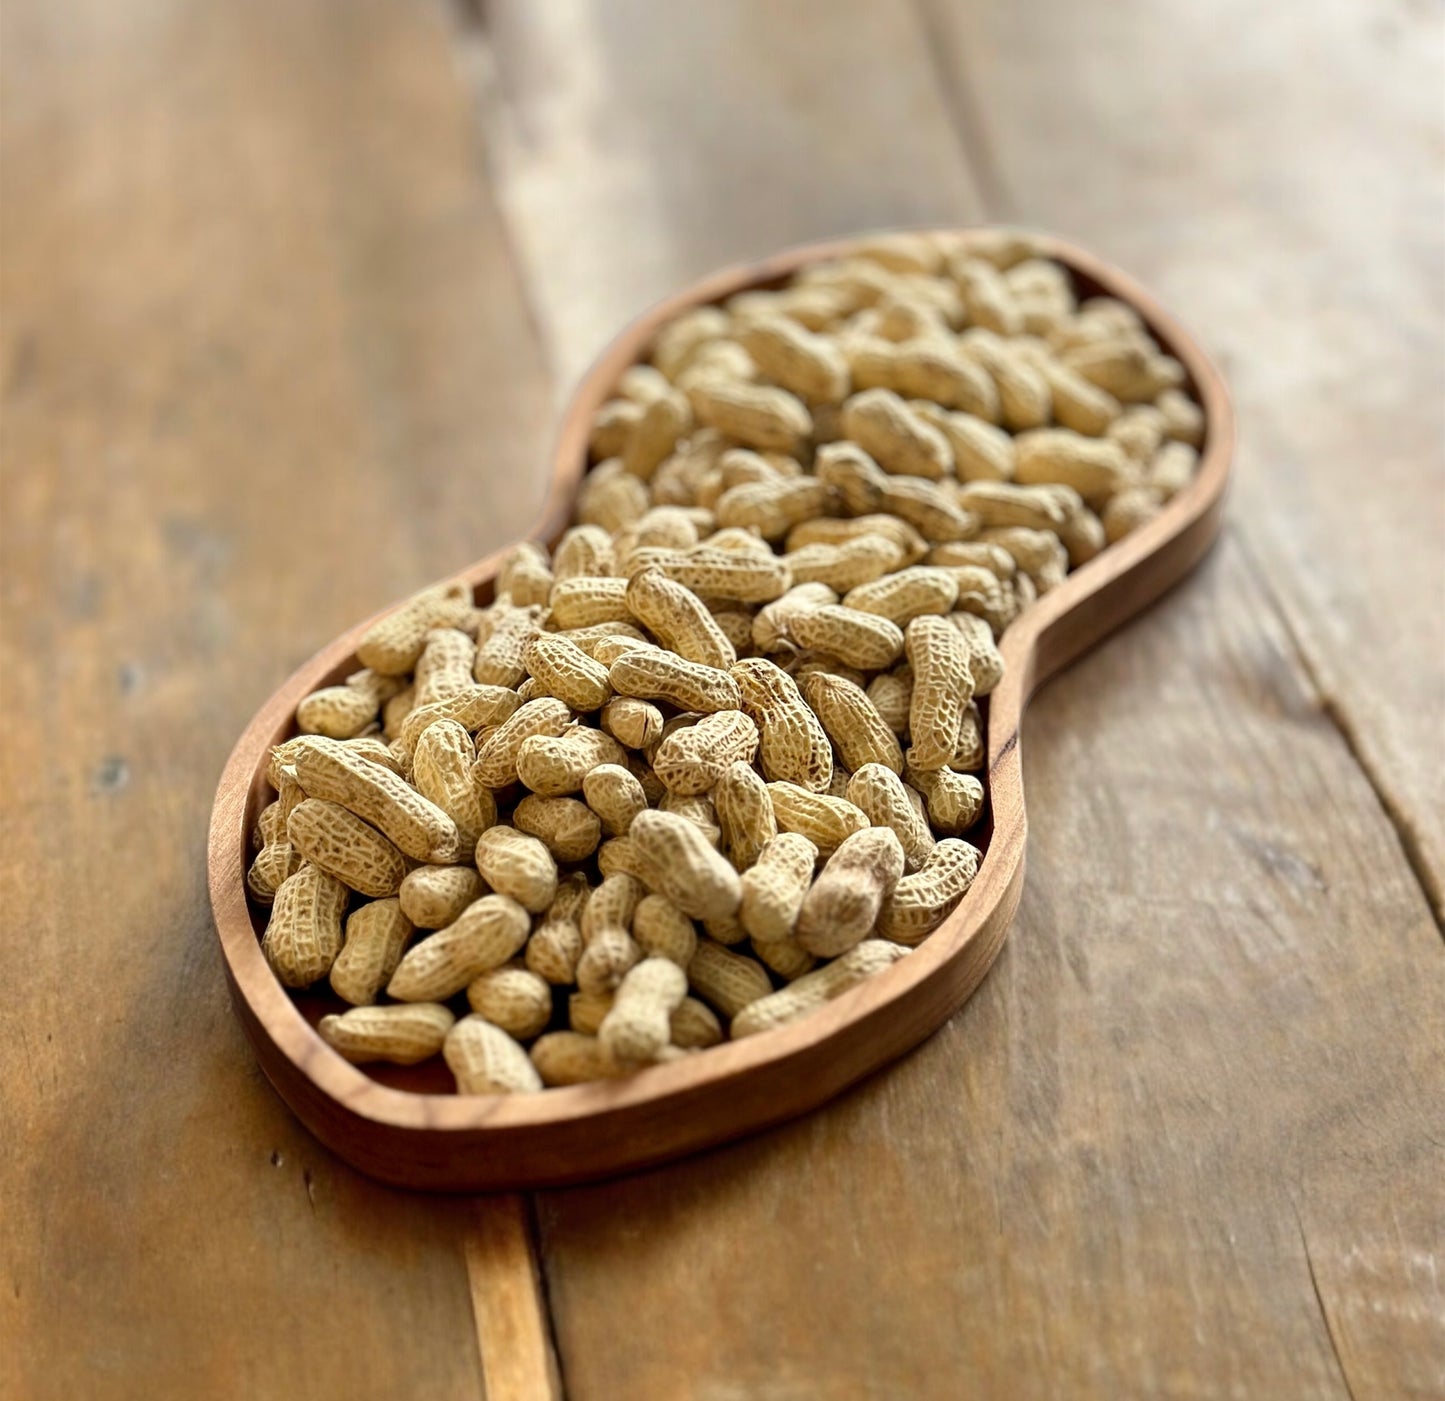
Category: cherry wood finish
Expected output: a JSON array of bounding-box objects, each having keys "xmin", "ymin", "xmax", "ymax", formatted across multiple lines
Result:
[{"xmin": 207, "ymin": 231, "xmax": 1234, "ymax": 1191}]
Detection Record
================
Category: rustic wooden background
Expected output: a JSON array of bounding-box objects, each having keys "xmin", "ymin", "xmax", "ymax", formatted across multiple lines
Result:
[{"xmin": 3, "ymin": 2, "xmax": 1442, "ymax": 1397}]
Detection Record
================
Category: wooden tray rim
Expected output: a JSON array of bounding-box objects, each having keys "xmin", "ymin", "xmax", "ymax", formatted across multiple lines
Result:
[{"xmin": 207, "ymin": 228, "xmax": 1235, "ymax": 1144}]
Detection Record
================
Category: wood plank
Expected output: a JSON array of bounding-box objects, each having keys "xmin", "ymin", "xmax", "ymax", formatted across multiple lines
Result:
[
  {"xmin": 534, "ymin": 539, "xmax": 1445, "ymax": 1401},
  {"xmin": 0, "ymin": 0, "xmax": 554, "ymax": 1395},
  {"xmin": 920, "ymin": 0, "xmax": 1445, "ymax": 915},
  {"xmin": 464, "ymin": 0, "xmax": 984, "ymax": 386},
  {"xmin": 471, "ymin": 3, "xmax": 1445, "ymax": 1396},
  {"xmin": 465, "ymin": 1196, "xmax": 563, "ymax": 1401}
]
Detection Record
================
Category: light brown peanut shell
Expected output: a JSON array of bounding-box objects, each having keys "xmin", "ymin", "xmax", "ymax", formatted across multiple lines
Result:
[
  {"xmin": 387, "ymin": 893, "xmax": 532, "ymax": 1001},
  {"xmin": 398, "ymin": 864, "xmax": 482, "ymax": 930},
  {"xmin": 687, "ymin": 938, "xmax": 774, "ymax": 1019},
  {"xmin": 796, "ymin": 826, "xmax": 905, "ymax": 958},
  {"xmin": 730, "ymin": 657, "xmax": 833, "ymax": 792},
  {"xmin": 320, "ymin": 1003, "xmax": 455, "ymax": 1065},
  {"xmin": 609, "ymin": 649, "xmax": 742, "ymax": 713},
  {"xmin": 766, "ymin": 783, "xmax": 870, "ymax": 856},
  {"xmin": 713, "ymin": 760, "xmax": 778, "ymax": 872},
  {"xmin": 293, "ymin": 737, "xmax": 461, "ymax": 864},
  {"xmin": 329, "ymin": 897, "xmax": 414, "ymax": 1005},
  {"xmin": 513, "ymin": 794, "xmax": 603, "ymax": 863},
  {"xmin": 731, "ymin": 940, "xmax": 910, "ymax": 1038},
  {"xmin": 651, "ymin": 709, "xmax": 760, "ymax": 796},
  {"xmin": 797, "ymin": 671, "xmax": 904, "ymax": 776},
  {"xmin": 474, "ymin": 825, "xmax": 559, "ymax": 913},
  {"xmin": 904, "ymin": 616, "xmax": 974, "ymax": 771},
  {"xmin": 466, "ymin": 965, "xmax": 553, "ymax": 1040},
  {"xmin": 628, "ymin": 809, "xmax": 743, "ymax": 923},
  {"xmin": 445, "ymin": 1016, "xmax": 543, "ymax": 1094},
  {"xmin": 877, "ymin": 838, "xmax": 981, "ymax": 944},
  {"xmin": 739, "ymin": 831, "xmax": 819, "ymax": 943},
  {"xmin": 846, "ymin": 763, "xmax": 936, "ymax": 872}
]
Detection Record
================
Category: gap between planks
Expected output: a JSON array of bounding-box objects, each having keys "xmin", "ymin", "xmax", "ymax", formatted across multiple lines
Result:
[
  {"xmin": 910, "ymin": 0, "xmax": 1015, "ymax": 219},
  {"xmin": 440, "ymin": 5, "xmax": 570, "ymax": 1390},
  {"xmin": 465, "ymin": 1194, "xmax": 565, "ymax": 1401},
  {"xmin": 1234, "ymin": 532, "xmax": 1445, "ymax": 934},
  {"xmin": 912, "ymin": 0, "xmax": 1445, "ymax": 935}
]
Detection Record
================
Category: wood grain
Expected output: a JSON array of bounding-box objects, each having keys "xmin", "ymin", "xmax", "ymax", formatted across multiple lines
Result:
[
  {"xmin": 5, "ymin": 0, "xmax": 1442, "ymax": 1395},
  {"xmin": 920, "ymin": 0, "xmax": 1445, "ymax": 917},
  {"xmin": 0, "ymin": 0, "xmax": 550, "ymax": 1395},
  {"xmin": 535, "ymin": 535, "xmax": 1445, "ymax": 1401},
  {"xmin": 467, "ymin": 3, "xmax": 1445, "ymax": 1397},
  {"xmin": 465, "ymin": 1195, "xmax": 563, "ymax": 1401},
  {"xmin": 467, "ymin": 0, "xmax": 985, "ymax": 386}
]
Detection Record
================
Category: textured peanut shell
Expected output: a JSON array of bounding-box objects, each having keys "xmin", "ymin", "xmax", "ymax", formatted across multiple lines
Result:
[
  {"xmin": 513, "ymin": 794, "xmax": 602, "ymax": 863},
  {"xmin": 292, "ymin": 737, "xmax": 460, "ymax": 864},
  {"xmin": 515, "ymin": 727, "xmax": 627, "ymax": 798},
  {"xmin": 651, "ymin": 709, "xmax": 759, "ymax": 796},
  {"xmin": 783, "ymin": 534, "xmax": 903, "ymax": 592},
  {"xmin": 319, "ymin": 1003, "xmax": 455, "ymax": 1065},
  {"xmin": 669, "ymin": 997, "xmax": 724, "ymax": 1050},
  {"xmin": 329, "ymin": 897, "xmax": 415, "ymax": 1006},
  {"xmin": 472, "ymin": 605, "xmax": 542, "ymax": 689},
  {"xmin": 642, "ymin": 552, "xmax": 788, "ymax": 609},
  {"xmin": 398, "ymin": 864, "xmax": 482, "ymax": 930},
  {"xmin": 599, "ymin": 957, "xmax": 689, "ymax": 1064},
  {"xmin": 472, "ymin": 698, "xmax": 573, "ymax": 789},
  {"xmin": 631, "ymin": 894, "xmax": 699, "ymax": 967},
  {"xmin": 262, "ymin": 864, "xmax": 349, "ymax": 989},
  {"xmin": 609, "ymin": 649, "xmax": 741, "ymax": 714},
  {"xmin": 686, "ymin": 939, "xmax": 774, "ymax": 1019},
  {"xmin": 524, "ymin": 634, "xmax": 613, "ymax": 712},
  {"xmin": 686, "ymin": 379, "xmax": 812, "ymax": 453},
  {"xmin": 797, "ymin": 671, "xmax": 904, "ymax": 776},
  {"xmin": 474, "ymin": 825, "xmax": 559, "ymax": 914},
  {"xmin": 396, "ymin": 685, "xmax": 520, "ymax": 758},
  {"xmin": 411, "ymin": 719, "xmax": 494, "ymax": 852},
  {"xmin": 356, "ymin": 580, "xmax": 474, "ymax": 676},
  {"xmin": 788, "ymin": 605, "xmax": 905, "ymax": 671},
  {"xmin": 876, "ymin": 838, "xmax": 982, "ymax": 944},
  {"xmin": 751, "ymin": 933, "xmax": 817, "ymax": 981},
  {"xmin": 840, "ymin": 387, "xmax": 952, "ymax": 480},
  {"xmin": 906, "ymin": 765, "xmax": 986, "ymax": 836},
  {"xmin": 730, "ymin": 657, "xmax": 833, "ymax": 792},
  {"xmin": 581, "ymin": 763, "xmax": 648, "ymax": 839},
  {"xmin": 738, "ymin": 831, "xmax": 818, "ymax": 944},
  {"xmin": 766, "ymin": 782, "xmax": 870, "ymax": 856},
  {"xmin": 628, "ymin": 810, "xmax": 743, "ymax": 923},
  {"xmin": 414, "ymin": 627, "xmax": 478, "ymax": 707},
  {"xmin": 466, "ymin": 965, "xmax": 553, "ymax": 1040},
  {"xmin": 903, "ymin": 616, "xmax": 973, "ymax": 772},
  {"xmin": 796, "ymin": 827, "xmax": 905, "ymax": 958},
  {"xmin": 567, "ymin": 988, "xmax": 613, "ymax": 1037},
  {"xmin": 444, "ymin": 1016, "xmax": 543, "ymax": 1095},
  {"xmin": 843, "ymin": 566, "xmax": 959, "ymax": 626},
  {"xmin": 296, "ymin": 671, "xmax": 394, "ymax": 740},
  {"xmin": 530, "ymin": 1032, "xmax": 626, "ymax": 1087},
  {"xmin": 846, "ymin": 763, "xmax": 936, "ymax": 873},
  {"xmin": 732, "ymin": 940, "xmax": 910, "ymax": 1038},
  {"xmin": 712, "ymin": 760, "xmax": 778, "ymax": 872},
  {"xmin": 624, "ymin": 566, "xmax": 736, "ymax": 670},
  {"xmin": 598, "ymin": 695, "xmax": 665, "ymax": 750},
  {"xmin": 387, "ymin": 893, "xmax": 531, "ymax": 1001}
]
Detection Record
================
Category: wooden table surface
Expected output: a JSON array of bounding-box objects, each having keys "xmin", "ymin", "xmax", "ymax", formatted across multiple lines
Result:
[{"xmin": 3, "ymin": 2, "xmax": 1442, "ymax": 1397}]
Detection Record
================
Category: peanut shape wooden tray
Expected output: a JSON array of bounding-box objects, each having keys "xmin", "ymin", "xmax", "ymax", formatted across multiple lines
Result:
[{"xmin": 208, "ymin": 231, "xmax": 1234, "ymax": 1191}]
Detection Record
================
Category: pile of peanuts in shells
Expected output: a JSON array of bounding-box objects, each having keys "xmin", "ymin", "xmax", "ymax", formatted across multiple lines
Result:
[{"xmin": 249, "ymin": 230, "xmax": 1204, "ymax": 1095}]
